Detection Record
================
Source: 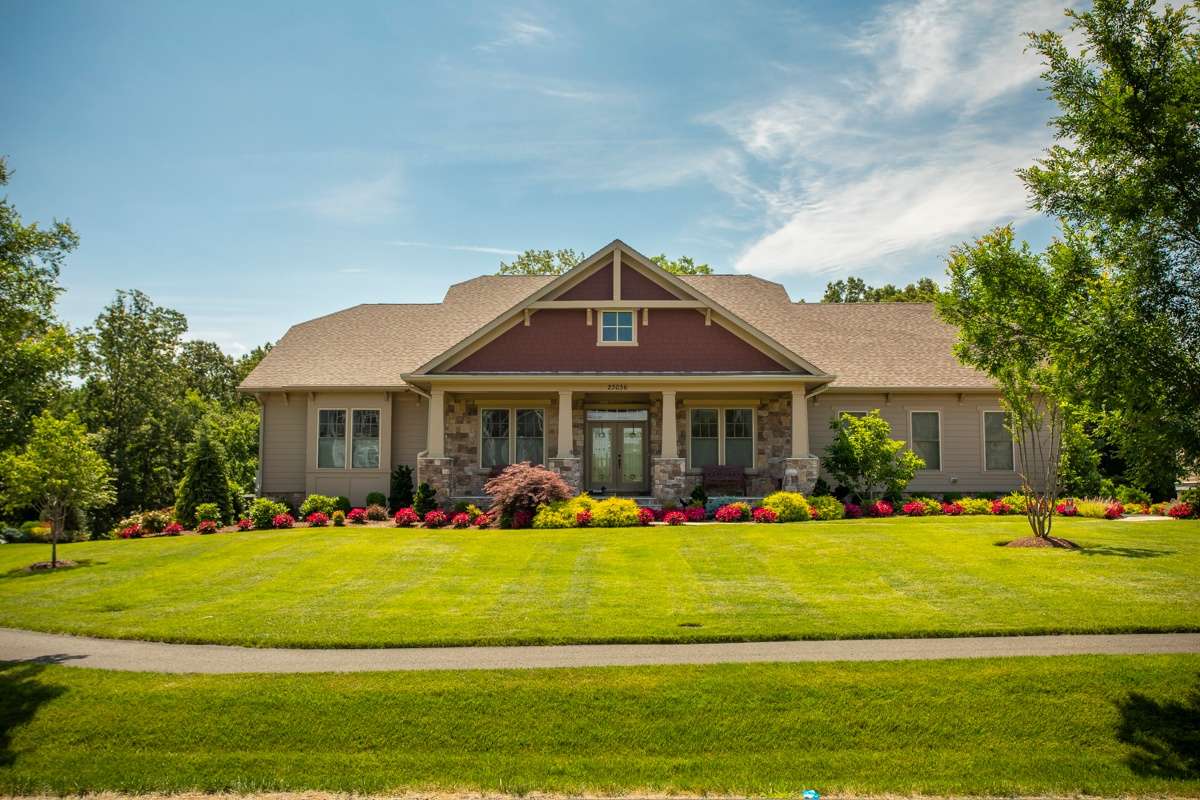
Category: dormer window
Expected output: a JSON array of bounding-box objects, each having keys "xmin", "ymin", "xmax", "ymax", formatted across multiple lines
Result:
[{"xmin": 599, "ymin": 310, "xmax": 636, "ymax": 345}]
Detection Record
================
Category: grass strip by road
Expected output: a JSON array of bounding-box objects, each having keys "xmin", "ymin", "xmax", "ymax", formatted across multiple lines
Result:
[
  {"xmin": 0, "ymin": 517, "xmax": 1197, "ymax": 648},
  {"xmin": 1, "ymin": 654, "xmax": 1198, "ymax": 796}
]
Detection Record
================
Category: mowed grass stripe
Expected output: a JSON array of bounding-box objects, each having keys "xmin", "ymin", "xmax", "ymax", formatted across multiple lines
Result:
[{"xmin": 0, "ymin": 517, "xmax": 1196, "ymax": 648}]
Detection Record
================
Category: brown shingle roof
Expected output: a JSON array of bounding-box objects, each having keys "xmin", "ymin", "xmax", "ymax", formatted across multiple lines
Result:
[{"xmin": 240, "ymin": 273, "xmax": 993, "ymax": 391}]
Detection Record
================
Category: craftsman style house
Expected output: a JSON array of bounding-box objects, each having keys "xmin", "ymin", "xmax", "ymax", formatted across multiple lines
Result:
[{"xmin": 240, "ymin": 240, "xmax": 1021, "ymax": 506}]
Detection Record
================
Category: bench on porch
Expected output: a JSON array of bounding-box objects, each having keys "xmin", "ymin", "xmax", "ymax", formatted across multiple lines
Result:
[{"xmin": 701, "ymin": 464, "xmax": 747, "ymax": 496}]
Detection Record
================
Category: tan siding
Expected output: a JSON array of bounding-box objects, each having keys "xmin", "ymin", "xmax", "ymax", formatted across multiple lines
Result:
[
  {"xmin": 391, "ymin": 391, "xmax": 428, "ymax": 470},
  {"xmin": 809, "ymin": 391, "xmax": 1021, "ymax": 495},
  {"xmin": 260, "ymin": 393, "xmax": 307, "ymax": 495}
]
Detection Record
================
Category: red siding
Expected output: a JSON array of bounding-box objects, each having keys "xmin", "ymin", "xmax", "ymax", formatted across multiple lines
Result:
[
  {"xmin": 448, "ymin": 309, "xmax": 791, "ymax": 372},
  {"xmin": 620, "ymin": 264, "xmax": 680, "ymax": 300},
  {"xmin": 555, "ymin": 264, "xmax": 612, "ymax": 300}
]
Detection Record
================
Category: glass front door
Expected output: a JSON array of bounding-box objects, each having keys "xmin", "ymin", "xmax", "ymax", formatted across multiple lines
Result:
[{"xmin": 586, "ymin": 421, "xmax": 648, "ymax": 494}]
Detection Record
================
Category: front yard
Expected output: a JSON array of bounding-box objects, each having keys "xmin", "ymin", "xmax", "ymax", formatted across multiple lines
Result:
[{"xmin": 1, "ymin": 516, "xmax": 1197, "ymax": 647}]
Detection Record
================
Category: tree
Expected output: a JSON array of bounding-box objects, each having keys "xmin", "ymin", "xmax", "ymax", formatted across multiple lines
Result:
[
  {"xmin": 0, "ymin": 412, "xmax": 113, "ymax": 566},
  {"xmin": 498, "ymin": 249, "xmax": 583, "ymax": 275},
  {"xmin": 649, "ymin": 253, "xmax": 713, "ymax": 275},
  {"xmin": 937, "ymin": 227, "xmax": 1081, "ymax": 540},
  {"xmin": 1019, "ymin": 0, "xmax": 1200, "ymax": 487},
  {"xmin": 233, "ymin": 343, "xmax": 273, "ymax": 390},
  {"xmin": 178, "ymin": 340, "xmax": 238, "ymax": 407},
  {"xmin": 174, "ymin": 420, "xmax": 234, "ymax": 526},
  {"xmin": 206, "ymin": 403, "xmax": 260, "ymax": 493},
  {"xmin": 823, "ymin": 411, "xmax": 924, "ymax": 503},
  {"xmin": 0, "ymin": 157, "xmax": 79, "ymax": 451},
  {"xmin": 822, "ymin": 276, "xmax": 942, "ymax": 303}
]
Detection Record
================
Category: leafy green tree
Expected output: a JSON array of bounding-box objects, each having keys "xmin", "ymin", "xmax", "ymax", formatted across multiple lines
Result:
[
  {"xmin": 498, "ymin": 249, "xmax": 583, "ymax": 275},
  {"xmin": 0, "ymin": 412, "xmax": 114, "ymax": 566},
  {"xmin": 205, "ymin": 403, "xmax": 260, "ymax": 493},
  {"xmin": 0, "ymin": 157, "xmax": 79, "ymax": 451},
  {"xmin": 649, "ymin": 253, "xmax": 713, "ymax": 275},
  {"xmin": 1058, "ymin": 418, "xmax": 1104, "ymax": 498},
  {"xmin": 822, "ymin": 276, "xmax": 941, "ymax": 303},
  {"xmin": 174, "ymin": 421, "xmax": 234, "ymax": 525},
  {"xmin": 823, "ymin": 411, "xmax": 924, "ymax": 503},
  {"xmin": 233, "ymin": 343, "xmax": 273, "ymax": 390},
  {"xmin": 178, "ymin": 340, "xmax": 238, "ymax": 407}
]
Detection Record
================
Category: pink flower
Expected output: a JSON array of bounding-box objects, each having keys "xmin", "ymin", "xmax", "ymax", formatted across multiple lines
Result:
[
  {"xmin": 393, "ymin": 507, "xmax": 419, "ymax": 527},
  {"xmin": 236, "ymin": 518, "xmax": 252, "ymax": 531},
  {"xmin": 424, "ymin": 509, "xmax": 448, "ymax": 527},
  {"xmin": 868, "ymin": 500, "xmax": 894, "ymax": 517},
  {"xmin": 450, "ymin": 512, "xmax": 471, "ymax": 529},
  {"xmin": 306, "ymin": 512, "xmax": 329, "ymax": 527},
  {"xmin": 663, "ymin": 510, "xmax": 687, "ymax": 526},
  {"xmin": 941, "ymin": 502, "xmax": 964, "ymax": 515},
  {"xmin": 472, "ymin": 511, "xmax": 491, "ymax": 527},
  {"xmin": 197, "ymin": 519, "xmax": 219, "ymax": 534},
  {"xmin": 990, "ymin": 499, "xmax": 1013, "ymax": 515},
  {"xmin": 163, "ymin": 522, "xmax": 184, "ymax": 535},
  {"xmin": 901, "ymin": 501, "xmax": 925, "ymax": 516},
  {"xmin": 637, "ymin": 507, "xmax": 655, "ymax": 526},
  {"xmin": 120, "ymin": 524, "xmax": 141, "ymax": 539},
  {"xmin": 272, "ymin": 513, "xmax": 294, "ymax": 529},
  {"xmin": 715, "ymin": 504, "xmax": 747, "ymax": 522},
  {"xmin": 1055, "ymin": 500, "xmax": 1077, "ymax": 517},
  {"xmin": 751, "ymin": 507, "xmax": 778, "ymax": 523},
  {"xmin": 575, "ymin": 510, "xmax": 592, "ymax": 527},
  {"xmin": 1104, "ymin": 502, "xmax": 1124, "ymax": 520},
  {"xmin": 1167, "ymin": 502, "xmax": 1194, "ymax": 519},
  {"xmin": 684, "ymin": 506, "xmax": 707, "ymax": 522},
  {"xmin": 843, "ymin": 503, "xmax": 863, "ymax": 519},
  {"xmin": 347, "ymin": 507, "xmax": 367, "ymax": 524}
]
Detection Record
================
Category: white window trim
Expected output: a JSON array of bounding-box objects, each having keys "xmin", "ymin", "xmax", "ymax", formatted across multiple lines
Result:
[
  {"xmin": 908, "ymin": 409, "xmax": 942, "ymax": 473},
  {"xmin": 687, "ymin": 407, "xmax": 755, "ymax": 469},
  {"xmin": 981, "ymin": 409, "xmax": 1017, "ymax": 472},
  {"xmin": 479, "ymin": 407, "xmax": 547, "ymax": 469},
  {"xmin": 596, "ymin": 309, "xmax": 638, "ymax": 347},
  {"xmin": 350, "ymin": 407, "xmax": 381, "ymax": 470}
]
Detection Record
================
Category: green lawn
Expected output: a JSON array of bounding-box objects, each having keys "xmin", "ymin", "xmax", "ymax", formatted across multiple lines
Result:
[
  {"xmin": 1, "ymin": 655, "xmax": 1198, "ymax": 795},
  {"xmin": 0, "ymin": 517, "xmax": 1197, "ymax": 648}
]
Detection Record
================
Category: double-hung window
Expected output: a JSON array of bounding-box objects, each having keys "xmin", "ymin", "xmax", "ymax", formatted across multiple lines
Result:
[
  {"xmin": 318, "ymin": 408, "xmax": 381, "ymax": 469},
  {"xmin": 317, "ymin": 409, "xmax": 346, "ymax": 469},
  {"xmin": 481, "ymin": 408, "xmax": 545, "ymax": 468},
  {"xmin": 688, "ymin": 407, "xmax": 754, "ymax": 468},
  {"xmin": 351, "ymin": 409, "xmax": 380, "ymax": 469},
  {"xmin": 599, "ymin": 310, "xmax": 635, "ymax": 344},
  {"xmin": 983, "ymin": 410, "xmax": 1015, "ymax": 471},
  {"xmin": 910, "ymin": 411, "xmax": 941, "ymax": 471}
]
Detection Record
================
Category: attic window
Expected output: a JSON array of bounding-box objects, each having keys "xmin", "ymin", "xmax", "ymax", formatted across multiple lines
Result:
[{"xmin": 599, "ymin": 310, "xmax": 636, "ymax": 345}]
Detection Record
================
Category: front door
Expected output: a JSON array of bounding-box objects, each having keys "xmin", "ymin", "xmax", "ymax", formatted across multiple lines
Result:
[{"xmin": 587, "ymin": 421, "xmax": 647, "ymax": 494}]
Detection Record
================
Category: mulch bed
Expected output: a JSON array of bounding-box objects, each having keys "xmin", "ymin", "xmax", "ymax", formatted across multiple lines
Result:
[
  {"xmin": 1004, "ymin": 535, "xmax": 1079, "ymax": 549},
  {"xmin": 26, "ymin": 559, "xmax": 79, "ymax": 571}
]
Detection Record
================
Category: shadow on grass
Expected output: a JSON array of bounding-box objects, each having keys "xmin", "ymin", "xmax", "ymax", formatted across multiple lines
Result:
[
  {"xmin": 1078, "ymin": 545, "xmax": 1176, "ymax": 559},
  {"xmin": 0, "ymin": 658, "xmax": 72, "ymax": 767},
  {"xmin": 0, "ymin": 558, "xmax": 102, "ymax": 580},
  {"xmin": 1117, "ymin": 675, "xmax": 1200, "ymax": 779}
]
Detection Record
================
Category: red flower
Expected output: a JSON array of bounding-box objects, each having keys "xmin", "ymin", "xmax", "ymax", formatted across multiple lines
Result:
[
  {"xmin": 575, "ymin": 510, "xmax": 592, "ymax": 527},
  {"xmin": 197, "ymin": 519, "xmax": 219, "ymax": 534},
  {"xmin": 901, "ymin": 501, "xmax": 925, "ymax": 516},
  {"xmin": 450, "ymin": 512, "xmax": 471, "ymax": 529},
  {"xmin": 637, "ymin": 507, "xmax": 655, "ymax": 526},
  {"xmin": 163, "ymin": 522, "xmax": 184, "ymax": 535},
  {"xmin": 990, "ymin": 500, "xmax": 1012, "ymax": 516},
  {"xmin": 751, "ymin": 507, "xmax": 778, "ymax": 523},
  {"xmin": 1167, "ymin": 502, "xmax": 1194, "ymax": 519},
  {"xmin": 119, "ymin": 524, "xmax": 141, "ymax": 539},
  {"xmin": 236, "ymin": 518, "xmax": 252, "ymax": 531},
  {"xmin": 1055, "ymin": 500, "xmax": 1077, "ymax": 517},
  {"xmin": 663, "ymin": 510, "xmax": 687, "ymax": 526},
  {"xmin": 1104, "ymin": 502, "xmax": 1124, "ymax": 520},
  {"xmin": 393, "ymin": 507, "xmax": 419, "ymax": 527},
  {"xmin": 472, "ymin": 511, "xmax": 491, "ymax": 527},
  {"xmin": 306, "ymin": 512, "xmax": 329, "ymax": 527},
  {"xmin": 424, "ymin": 509, "xmax": 448, "ymax": 528},
  {"xmin": 941, "ymin": 502, "xmax": 964, "ymax": 516},
  {"xmin": 684, "ymin": 506, "xmax": 707, "ymax": 522},
  {"xmin": 843, "ymin": 503, "xmax": 863, "ymax": 518},
  {"xmin": 347, "ymin": 507, "xmax": 367, "ymax": 524},
  {"xmin": 272, "ymin": 513, "xmax": 294, "ymax": 529},
  {"xmin": 868, "ymin": 500, "xmax": 894, "ymax": 517}
]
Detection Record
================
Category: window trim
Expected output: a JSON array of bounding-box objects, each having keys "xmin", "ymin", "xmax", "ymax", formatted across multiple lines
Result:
[
  {"xmin": 315, "ymin": 408, "xmax": 348, "ymax": 471},
  {"xmin": 350, "ymin": 407, "xmax": 381, "ymax": 470},
  {"xmin": 479, "ymin": 407, "xmax": 547, "ymax": 469},
  {"xmin": 908, "ymin": 409, "xmax": 942, "ymax": 473},
  {"xmin": 596, "ymin": 309, "xmax": 638, "ymax": 347},
  {"xmin": 687, "ymin": 406, "xmax": 756, "ymax": 469},
  {"xmin": 980, "ymin": 409, "xmax": 1017, "ymax": 473}
]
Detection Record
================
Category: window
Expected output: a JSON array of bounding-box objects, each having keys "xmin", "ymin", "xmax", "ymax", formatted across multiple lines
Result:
[
  {"xmin": 481, "ymin": 408, "xmax": 545, "ymax": 468},
  {"xmin": 317, "ymin": 409, "xmax": 346, "ymax": 469},
  {"xmin": 910, "ymin": 411, "xmax": 941, "ymax": 471},
  {"xmin": 351, "ymin": 409, "xmax": 380, "ymax": 469},
  {"xmin": 983, "ymin": 411, "xmax": 1014, "ymax": 471},
  {"xmin": 599, "ymin": 310, "xmax": 635, "ymax": 344},
  {"xmin": 688, "ymin": 407, "xmax": 754, "ymax": 468}
]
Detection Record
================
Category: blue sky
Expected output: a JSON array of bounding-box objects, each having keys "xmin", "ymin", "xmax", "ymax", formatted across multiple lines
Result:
[{"xmin": 2, "ymin": 0, "xmax": 1069, "ymax": 354}]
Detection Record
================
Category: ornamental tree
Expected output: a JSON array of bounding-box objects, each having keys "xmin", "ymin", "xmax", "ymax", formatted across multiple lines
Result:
[
  {"xmin": 823, "ymin": 411, "xmax": 924, "ymax": 503},
  {"xmin": 0, "ymin": 411, "xmax": 114, "ymax": 566},
  {"xmin": 174, "ymin": 419, "xmax": 234, "ymax": 527}
]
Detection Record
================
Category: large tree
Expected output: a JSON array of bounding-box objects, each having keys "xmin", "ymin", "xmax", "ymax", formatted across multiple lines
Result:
[
  {"xmin": 0, "ymin": 157, "xmax": 78, "ymax": 451},
  {"xmin": 1019, "ymin": 0, "xmax": 1200, "ymax": 488}
]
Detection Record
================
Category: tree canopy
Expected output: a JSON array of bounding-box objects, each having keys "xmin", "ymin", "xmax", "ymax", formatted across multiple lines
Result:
[
  {"xmin": 498, "ymin": 248, "xmax": 713, "ymax": 276},
  {"xmin": 821, "ymin": 276, "xmax": 942, "ymax": 303},
  {"xmin": 823, "ymin": 411, "xmax": 924, "ymax": 503}
]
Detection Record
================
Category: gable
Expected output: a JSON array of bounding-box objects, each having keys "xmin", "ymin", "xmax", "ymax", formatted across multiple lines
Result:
[
  {"xmin": 620, "ymin": 264, "xmax": 680, "ymax": 300},
  {"xmin": 447, "ymin": 308, "xmax": 794, "ymax": 373}
]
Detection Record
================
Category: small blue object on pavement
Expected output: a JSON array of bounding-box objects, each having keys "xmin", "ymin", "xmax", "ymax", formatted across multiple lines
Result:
[{"xmin": 803, "ymin": 791, "xmax": 820, "ymax": 800}]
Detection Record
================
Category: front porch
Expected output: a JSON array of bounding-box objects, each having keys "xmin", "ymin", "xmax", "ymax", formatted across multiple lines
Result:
[{"xmin": 415, "ymin": 380, "xmax": 821, "ymax": 504}]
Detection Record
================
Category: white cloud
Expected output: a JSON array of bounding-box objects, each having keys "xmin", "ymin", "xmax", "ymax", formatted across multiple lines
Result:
[
  {"xmin": 388, "ymin": 240, "xmax": 520, "ymax": 256},
  {"xmin": 306, "ymin": 171, "xmax": 402, "ymax": 224},
  {"xmin": 476, "ymin": 16, "xmax": 555, "ymax": 52}
]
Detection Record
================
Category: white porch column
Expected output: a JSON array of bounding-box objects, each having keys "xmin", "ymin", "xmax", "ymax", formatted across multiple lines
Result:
[
  {"xmin": 661, "ymin": 390, "xmax": 677, "ymax": 458},
  {"xmin": 791, "ymin": 388, "xmax": 809, "ymax": 458},
  {"xmin": 426, "ymin": 389, "xmax": 445, "ymax": 458},
  {"xmin": 557, "ymin": 390, "xmax": 573, "ymax": 457}
]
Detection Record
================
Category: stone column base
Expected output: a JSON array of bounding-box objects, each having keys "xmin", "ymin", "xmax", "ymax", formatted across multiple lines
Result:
[
  {"xmin": 652, "ymin": 457, "xmax": 688, "ymax": 504},
  {"xmin": 417, "ymin": 455, "xmax": 454, "ymax": 502},
  {"xmin": 548, "ymin": 457, "xmax": 582, "ymax": 494},
  {"xmin": 781, "ymin": 456, "xmax": 820, "ymax": 494}
]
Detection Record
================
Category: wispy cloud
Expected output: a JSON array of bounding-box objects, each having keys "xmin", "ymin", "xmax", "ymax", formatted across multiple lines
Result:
[
  {"xmin": 305, "ymin": 170, "xmax": 402, "ymax": 224},
  {"xmin": 388, "ymin": 240, "xmax": 521, "ymax": 256},
  {"xmin": 337, "ymin": 267, "xmax": 370, "ymax": 274},
  {"xmin": 476, "ymin": 16, "xmax": 555, "ymax": 52}
]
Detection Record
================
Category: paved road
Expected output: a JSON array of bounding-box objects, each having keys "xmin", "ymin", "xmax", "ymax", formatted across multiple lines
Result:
[{"xmin": 1, "ymin": 627, "xmax": 1197, "ymax": 674}]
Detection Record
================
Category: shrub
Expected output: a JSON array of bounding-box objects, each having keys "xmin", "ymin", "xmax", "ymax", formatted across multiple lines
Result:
[
  {"xmin": 335, "ymin": 496, "xmax": 351, "ymax": 513},
  {"xmin": 248, "ymin": 498, "xmax": 288, "ymax": 529},
  {"xmin": 1166, "ymin": 502, "xmax": 1194, "ymax": 519},
  {"xmin": 272, "ymin": 513, "xmax": 294, "ymax": 529},
  {"xmin": 424, "ymin": 509, "xmax": 447, "ymax": 528},
  {"xmin": 715, "ymin": 502, "xmax": 750, "ymax": 522},
  {"xmin": 867, "ymin": 500, "xmax": 893, "ymax": 517},
  {"xmin": 299, "ymin": 494, "xmax": 339, "ymax": 518},
  {"xmin": 684, "ymin": 505, "xmax": 707, "ymax": 522},
  {"xmin": 689, "ymin": 484, "xmax": 708, "ymax": 508},
  {"xmin": 1073, "ymin": 499, "xmax": 1112, "ymax": 518},
  {"xmin": 393, "ymin": 507, "xmax": 419, "ymax": 527},
  {"xmin": 412, "ymin": 483, "xmax": 438, "ymax": 517},
  {"xmin": 236, "ymin": 518, "xmax": 252, "ymax": 531},
  {"xmin": 365, "ymin": 491, "xmax": 387, "ymax": 508},
  {"xmin": 843, "ymin": 502, "xmax": 863, "ymax": 518},
  {"xmin": 484, "ymin": 463, "xmax": 571, "ymax": 527},
  {"xmin": 450, "ymin": 512, "xmax": 471, "ymax": 528},
  {"xmin": 331, "ymin": 510, "xmax": 346, "ymax": 527},
  {"xmin": 307, "ymin": 512, "xmax": 329, "ymax": 527},
  {"xmin": 917, "ymin": 497, "xmax": 943, "ymax": 515},
  {"xmin": 365, "ymin": 504, "xmax": 389, "ymax": 521},
  {"xmin": 1001, "ymin": 492, "xmax": 1029, "ymax": 513},
  {"xmin": 751, "ymin": 507, "xmax": 778, "ymax": 523},
  {"xmin": 1181, "ymin": 487, "xmax": 1200, "ymax": 507},
  {"xmin": 512, "ymin": 510, "xmax": 533, "ymax": 529},
  {"xmin": 347, "ymin": 507, "xmax": 367, "ymax": 524},
  {"xmin": 194, "ymin": 502, "xmax": 222, "ymax": 526},
  {"xmin": 1149, "ymin": 501, "xmax": 1171, "ymax": 516},
  {"xmin": 761, "ymin": 491, "xmax": 812, "ymax": 522},
  {"xmin": 959, "ymin": 497, "xmax": 992, "ymax": 515},
  {"xmin": 174, "ymin": 422, "xmax": 235, "ymax": 530},
  {"xmin": 811, "ymin": 476, "xmax": 833, "ymax": 497},
  {"xmin": 941, "ymin": 501, "xmax": 964, "ymax": 516},
  {"xmin": 824, "ymin": 410, "xmax": 924, "ymax": 502},
  {"xmin": 581, "ymin": 497, "xmax": 638, "ymax": 528},
  {"xmin": 808, "ymin": 495, "xmax": 844, "ymax": 520},
  {"xmin": 1124, "ymin": 502, "xmax": 1148, "ymax": 515},
  {"xmin": 197, "ymin": 519, "xmax": 218, "ymax": 534},
  {"xmin": 704, "ymin": 495, "xmax": 742, "ymax": 516},
  {"xmin": 575, "ymin": 509, "xmax": 592, "ymax": 527},
  {"xmin": 901, "ymin": 500, "xmax": 925, "ymax": 516},
  {"xmin": 163, "ymin": 522, "xmax": 183, "ymax": 536},
  {"xmin": 1104, "ymin": 502, "xmax": 1124, "ymax": 520},
  {"xmin": 389, "ymin": 464, "xmax": 415, "ymax": 510},
  {"xmin": 663, "ymin": 510, "xmax": 687, "ymax": 526},
  {"xmin": 118, "ymin": 524, "xmax": 141, "ymax": 539},
  {"xmin": 472, "ymin": 510, "xmax": 491, "ymax": 527},
  {"xmin": 1056, "ymin": 500, "xmax": 1078, "ymax": 516},
  {"xmin": 990, "ymin": 499, "xmax": 1013, "ymax": 515},
  {"xmin": 1116, "ymin": 485, "xmax": 1152, "ymax": 506},
  {"xmin": 637, "ymin": 507, "xmax": 655, "ymax": 526},
  {"xmin": 531, "ymin": 494, "xmax": 594, "ymax": 529}
]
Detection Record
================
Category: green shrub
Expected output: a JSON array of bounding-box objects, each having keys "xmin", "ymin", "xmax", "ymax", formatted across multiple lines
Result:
[
  {"xmin": 959, "ymin": 497, "xmax": 992, "ymax": 515},
  {"xmin": 299, "ymin": 494, "xmax": 339, "ymax": 518},
  {"xmin": 1001, "ymin": 492, "xmax": 1028, "ymax": 513},
  {"xmin": 688, "ymin": 484, "xmax": 708, "ymax": 508},
  {"xmin": 413, "ymin": 483, "xmax": 438, "ymax": 516},
  {"xmin": 174, "ymin": 423, "xmax": 234, "ymax": 530},
  {"xmin": 811, "ymin": 476, "xmax": 833, "ymax": 497},
  {"xmin": 1074, "ymin": 499, "xmax": 1111, "ymax": 518},
  {"xmin": 365, "ymin": 491, "xmax": 386, "ymax": 507},
  {"xmin": 761, "ymin": 491, "xmax": 811, "ymax": 522},
  {"xmin": 1116, "ymin": 485, "xmax": 1151, "ymax": 505},
  {"xmin": 809, "ymin": 494, "xmax": 844, "ymax": 520},
  {"xmin": 334, "ymin": 496, "xmax": 352, "ymax": 514},
  {"xmin": 249, "ymin": 497, "xmax": 289, "ymax": 529},
  {"xmin": 389, "ymin": 465, "xmax": 414, "ymax": 509},
  {"xmin": 533, "ymin": 494, "xmax": 596, "ymax": 528},
  {"xmin": 331, "ymin": 510, "xmax": 346, "ymax": 527},
  {"xmin": 913, "ymin": 497, "xmax": 942, "ymax": 515},
  {"xmin": 194, "ymin": 503, "xmax": 222, "ymax": 526},
  {"xmin": 591, "ymin": 497, "xmax": 640, "ymax": 527}
]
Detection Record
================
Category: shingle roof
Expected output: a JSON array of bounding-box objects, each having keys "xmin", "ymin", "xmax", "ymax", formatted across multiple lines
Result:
[{"xmin": 240, "ymin": 273, "xmax": 993, "ymax": 391}]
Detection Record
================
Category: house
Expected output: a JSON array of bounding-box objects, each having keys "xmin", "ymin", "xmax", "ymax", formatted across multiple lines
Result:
[{"xmin": 239, "ymin": 240, "xmax": 1021, "ymax": 507}]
